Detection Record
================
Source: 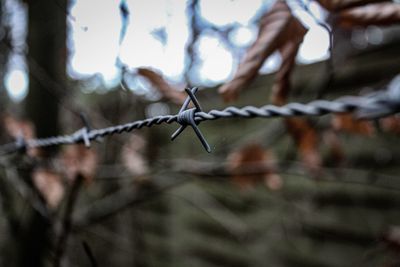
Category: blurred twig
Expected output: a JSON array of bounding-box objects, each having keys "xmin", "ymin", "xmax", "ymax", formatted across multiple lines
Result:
[
  {"xmin": 82, "ymin": 241, "xmax": 98, "ymax": 267},
  {"xmin": 53, "ymin": 174, "xmax": 84, "ymax": 267},
  {"xmin": 73, "ymin": 175, "xmax": 188, "ymax": 229}
]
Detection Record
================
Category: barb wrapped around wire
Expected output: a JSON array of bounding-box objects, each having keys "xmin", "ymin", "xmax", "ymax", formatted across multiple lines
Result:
[
  {"xmin": 0, "ymin": 81, "xmax": 399, "ymax": 156},
  {"xmin": 171, "ymin": 87, "xmax": 211, "ymax": 153}
]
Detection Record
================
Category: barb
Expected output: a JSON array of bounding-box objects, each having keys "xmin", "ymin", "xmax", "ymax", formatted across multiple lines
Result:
[
  {"xmin": 79, "ymin": 112, "xmax": 92, "ymax": 148},
  {"xmin": 171, "ymin": 87, "xmax": 211, "ymax": 153},
  {"xmin": 0, "ymin": 84, "xmax": 399, "ymax": 156}
]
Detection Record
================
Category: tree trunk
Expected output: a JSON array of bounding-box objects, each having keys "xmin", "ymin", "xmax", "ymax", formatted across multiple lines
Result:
[
  {"xmin": 20, "ymin": 0, "xmax": 67, "ymax": 266},
  {"xmin": 25, "ymin": 0, "xmax": 67, "ymax": 141},
  {"xmin": 0, "ymin": 0, "xmax": 10, "ymax": 112}
]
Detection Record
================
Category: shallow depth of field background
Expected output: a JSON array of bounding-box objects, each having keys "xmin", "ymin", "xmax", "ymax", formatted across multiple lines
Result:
[{"xmin": 0, "ymin": 0, "xmax": 400, "ymax": 267}]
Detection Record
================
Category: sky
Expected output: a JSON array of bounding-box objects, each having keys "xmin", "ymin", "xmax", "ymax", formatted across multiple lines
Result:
[{"xmin": 4, "ymin": 0, "xmax": 331, "ymax": 102}]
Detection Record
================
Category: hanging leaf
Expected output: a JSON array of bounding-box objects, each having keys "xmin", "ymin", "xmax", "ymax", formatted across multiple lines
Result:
[
  {"xmin": 262, "ymin": 3, "xmax": 320, "ymax": 175},
  {"xmin": 323, "ymin": 130, "xmax": 345, "ymax": 166},
  {"xmin": 227, "ymin": 143, "xmax": 282, "ymax": 190},
  {"xmin": 137, "ymin": 68, "xmax": 186, "ymax": 104},
  {"xmin": 219, "ymin": 0, "xmax": 319, "ymax": 174},
  {"xmin": 3, "ymin": 115, "xmax": 34, "ymax": 139},
  {"xmin": 316, "ymin": 0, "xmax": 386, "ymax": 11},
  {"xmin": 3, "ymin": 115, "xmax": 39, "ymax": 157},
  {"xmin": 60, "ymin": 145, "xmax": 98, "ymax": 184},
  {"xmin": 380, "ymin": 116, "xmax": 400, "ymax": 134},
  {"xmin": 271, "ymin": 39, "xmax": 321, "ymax": 174},
  {"xmin": 121, "ymin": 134, "xmax": 149, "ymax": 181},
  {"xmin": 285, "ymin": 118, "xmax": 321, "ymax": 175},
  {"xmin": 382, "ymin": 226, "xmax": 400, "ymax": 252},
  {"xmin": 33, "ymin": 168, "xmax": 64, "ymax": 209},
  {"xmin": 332, "ymin": 113, "xmax": 374, "ymax": 135},
  {"xmin": 270, "ymin": 20, "xmax": 308, "ymax": 105},
  {"xmin": 337, "ymin": 2, "xmax": 400, "ymax": 27},
  {"xmin": 219, "ymin": 0, "xmax": 307, "ymax": 102}
]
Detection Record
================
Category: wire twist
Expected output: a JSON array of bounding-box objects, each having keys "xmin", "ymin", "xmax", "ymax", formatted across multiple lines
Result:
[
  {"xmin": 171, "ymin": 87, "xmax": 211, "ymax": 153},
  {"xmin": 0, "ymin": 83, "xmax": 399, "ymax": 155}
]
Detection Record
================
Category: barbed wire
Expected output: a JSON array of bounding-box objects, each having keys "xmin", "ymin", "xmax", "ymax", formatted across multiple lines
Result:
[{"xmin": 1, "ymin": 82, "xmax": 399, "ymax": 156}]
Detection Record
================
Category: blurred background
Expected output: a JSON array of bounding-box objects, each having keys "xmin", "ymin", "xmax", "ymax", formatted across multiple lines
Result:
[{"xmin": 0, "ymin": 0, "xmax": 400, "ymax": 266}]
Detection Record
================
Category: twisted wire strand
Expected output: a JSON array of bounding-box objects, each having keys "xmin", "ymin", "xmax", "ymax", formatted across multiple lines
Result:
[
  {"xmin": 0, "ymin": 90, "xmax": 398, "ymax": 156},
  {"xmin": 27, "ymin": 115, "xmax": 179, "ymax": 149},
  {"xmin": 194, "ymin": 97, "xmax": 372, "ymax": 122}
]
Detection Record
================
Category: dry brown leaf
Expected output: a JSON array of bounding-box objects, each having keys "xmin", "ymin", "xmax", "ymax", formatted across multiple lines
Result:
[
  {"xmin": 121, "ymin": 134, "xmax": 149, "ymax": 180},
  {"xmin": 219, "ymin": 0, "xmax": 307, "ymax": 102},
  {"xmin": 33, "ymin": 168, "xmax": 64, "ymax": 209},
  {"xmin": 337, "ymin": 2, "xmax": 400, "ymax": 27},
  {"xmin": 265, "ymin": 173, "xmax": 283, "ymax": 191},
  {"xmin": 3, "ymin": 115, "xmax": 39, "ymax": 157},
  {"xmin": 137, "ymin": 68, "xmax": 186, "ymax": 105},
  {"xmin": 380, "ymin": 116, "xmax": 400, "ymax": 134},
  {"xmin": 382, "ymin": 226, "xmax": 400, "ymax": 252},
  {"xmin": 3, "ymin": 115, "xmax": 35, "ymax": 139},
  {"xmin": 263, "ymin": 6, "xmax": 319, "ymax": 175},
  {"xmin": 323, "ymin": 130, "xmax": 345, "ymax": 165},
  {"xmin": 271, "ymin": 19, "xmax": 308, "ymax": 105},
  {"xmin": 285, "ymin": 118, "xmax": 321, "ymax": 174},
  {"xmin": 270, "ymin": 31, "xmax": 321, "ymax": 174},
  {"xmin": 223, "ymin": 0, "xmax": 316, "ymax": 175},
  {"xmin": 227, "ymin": 143, "xmax": 282, "ymax": 190},
  {"xmin": 316, "ymin": 0, "xmax": 386, "ymax": 11},
  {"xmin": 332, "ymin": 113, "xmax": 374, "ymax": 135},
  {"xmin": 60, "ymin": 145, "xmax": 98, "ymax": 184}
]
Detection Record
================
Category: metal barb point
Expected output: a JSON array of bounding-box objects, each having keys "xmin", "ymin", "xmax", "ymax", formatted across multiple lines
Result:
[
  {"xmin": 16, "ymin": 133, "xmax": 27, "ymax": 153},
  {"xmin": 2, "ymin": 79, "xmax": 400, "ymax": 156},
  {"xmin": 171, "ymin": 87, "xmax": 211, "ymax": 153},
  {"xmin": 80, "ymin": 112, "xmax": 92, "ymax": 148}
]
